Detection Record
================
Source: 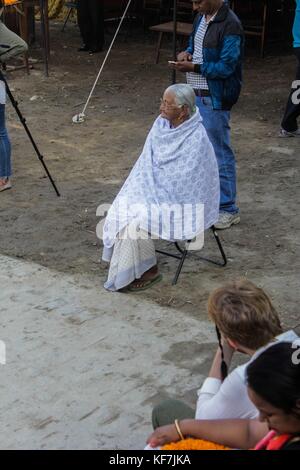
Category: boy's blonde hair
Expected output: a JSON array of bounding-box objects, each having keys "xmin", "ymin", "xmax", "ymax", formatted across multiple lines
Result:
[{"xmin": 208, "ymin": 279, "xmax": 282, "ymax": 350}]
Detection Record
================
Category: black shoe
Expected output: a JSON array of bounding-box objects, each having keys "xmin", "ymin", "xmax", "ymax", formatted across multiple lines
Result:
[
  {"xmin": 89, "ymin": 47, "xmax": 103, "ymax": 54},
  {"xmin": 78, "ymin": 44, "xmax": 90, "ymax": 52}
]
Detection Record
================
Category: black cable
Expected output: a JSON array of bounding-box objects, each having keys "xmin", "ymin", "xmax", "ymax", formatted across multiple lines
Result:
[{"xmin": 215, "ymin": 325, "xmax": 228, "ymax": 381}]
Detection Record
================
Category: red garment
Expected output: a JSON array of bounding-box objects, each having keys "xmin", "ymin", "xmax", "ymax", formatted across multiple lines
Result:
[{"xmin": 254, "ymin": 430, "xmax": 293, "ymax": 450}]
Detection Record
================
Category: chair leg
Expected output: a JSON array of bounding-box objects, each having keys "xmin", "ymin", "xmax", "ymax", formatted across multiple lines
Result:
[
  {"xmin": 211, "ymin": 226, "xmax": 227, "ymax": 266},
  {"xmin": 172, "ymin": 245, "xmax": 189, "ymax": 285},
  {"xmin": 24, "ymin": 51, "xmax": 30, "ymax": 75},
  {"xmin": 155, "ymin": 31, "xmax": 163, "ymax": 64},
  {"xmin": 260, "ymin": 1, "xmax": 268, "ymax": 58},
  {"xmin": 157, "ymin": 228, "xmax": 227, "ymax": 285},
  {"xmin": 62, "ymin": 8, "xmax": 73, "ymax": 33}
]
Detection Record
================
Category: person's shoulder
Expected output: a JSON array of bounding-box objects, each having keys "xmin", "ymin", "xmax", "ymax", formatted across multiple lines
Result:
[
  {"xmin": 230, "ymin": 362, "xmax": 250, "ymax": 383},
  {"xmin": 282, "ymin": 437, "xmax": 300, "ymax": 450},
  {"xmin": 224, "ymin": 9, "xmax": 244, "ymax": 35}
]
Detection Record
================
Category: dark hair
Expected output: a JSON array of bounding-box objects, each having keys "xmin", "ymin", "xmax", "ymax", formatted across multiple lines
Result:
[
  {"xmin": 246, "ymin": 342, "xmax": 300, "ymax": 416},
  {"xmin": 208, "ymin": 279, "xmax": 282, "ymax": 349}
]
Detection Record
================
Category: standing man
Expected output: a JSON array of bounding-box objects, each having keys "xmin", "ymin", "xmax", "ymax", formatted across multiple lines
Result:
[
  {"xmin": 77, "ymin": 0, "xmax": 105, "ymax": 54},
  {"xmin": 279, "ymin": 0, "xmax": 300, "ymax": 137},
  {"xmin": 172, "ymin": 1, "xmax": 244, "ymax": 229}
]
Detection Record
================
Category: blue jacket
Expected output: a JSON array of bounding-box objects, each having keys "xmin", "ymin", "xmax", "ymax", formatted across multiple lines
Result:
[
  {"xmin": 186, "ymin": 3, "xmax": 244, "ymax": 110},
  {"xmin": 293, "ymin": 0, "xmax": 300, "ymax": 48}
]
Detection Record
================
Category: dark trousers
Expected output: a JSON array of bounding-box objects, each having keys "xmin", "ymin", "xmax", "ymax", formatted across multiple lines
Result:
[
  {"xmin": 281, "ymin": 48, "xmax": 300, "ymax": 132},
  {"xmin": 77, "ymin": 0, "xmax": 104, "ymax": 50},
  {"xmin": 152, "ymin": 399, "xmax": 195, "ymax": 430}
]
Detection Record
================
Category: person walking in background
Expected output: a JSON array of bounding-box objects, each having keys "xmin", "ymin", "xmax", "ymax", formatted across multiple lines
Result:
[
  {"xmin": 171, "ymin": 0, "xmax": 244, "ymax": 229},
  {"xmin": 77, "ymin": 0, "xmax": 105, "ymax": 54},
  {"xmin": 279, "ymin": 0, "xmax": 300, "ymax": 137},
  {"xmin": 0, "ymin": 76, "xmax": 11, "ymax": 192},
  {"xmin": 0, "ymin": 6, "xmax": 28, "ymax": 192}
]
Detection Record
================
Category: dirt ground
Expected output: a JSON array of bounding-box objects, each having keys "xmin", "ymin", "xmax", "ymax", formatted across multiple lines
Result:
[{"xmin": 0, "ymin": 20, "xmax": 299, "ymax": 331}]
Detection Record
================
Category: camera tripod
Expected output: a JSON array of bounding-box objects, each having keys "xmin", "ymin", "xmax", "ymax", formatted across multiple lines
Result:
[{"xmin": 0, "ymin": 70, "xmax": 60, "ymax": 196}]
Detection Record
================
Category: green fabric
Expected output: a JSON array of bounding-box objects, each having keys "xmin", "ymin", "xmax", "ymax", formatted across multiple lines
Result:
[{"xmin": 152, "ymin": 399, "xmax": 195, "ymax": 430}]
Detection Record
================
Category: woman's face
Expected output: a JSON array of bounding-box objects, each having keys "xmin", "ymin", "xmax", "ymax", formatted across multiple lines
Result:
[
  {"xmin": 248, "ymin": 387, "xmax": 300, "ymax": 435},
  {"xmin": 159, "ymin": 90, "xmax": 183, "ymax": 123}
]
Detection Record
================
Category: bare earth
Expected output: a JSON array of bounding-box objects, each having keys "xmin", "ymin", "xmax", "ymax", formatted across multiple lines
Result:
[
  {"xmin": 1, "ymin": 21, "xmax": 299, "ymax": 327},
  {"xmin": 0, "ymin": 20, "xmax": 299, "ymax": 448}
]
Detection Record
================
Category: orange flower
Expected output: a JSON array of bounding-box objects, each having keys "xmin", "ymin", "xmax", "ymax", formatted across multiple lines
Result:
[{"xmin": 162, "ymin": 438, "xmax": 231, "ymax": 450}]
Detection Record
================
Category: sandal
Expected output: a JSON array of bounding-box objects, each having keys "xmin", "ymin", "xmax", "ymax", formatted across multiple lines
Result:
[
  {"xmin": 127, "ymin": 274, "xmax": 163, "ymax": 292},
  {"xmin": 0, "ymin": 178, "xmax": 12, "ymax": 192}
]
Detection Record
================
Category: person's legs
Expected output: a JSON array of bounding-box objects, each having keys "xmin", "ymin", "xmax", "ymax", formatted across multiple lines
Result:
[
  {"xmin": 0, "ymin": 20, "xmax": 28, "ymax": 63},
  {"xmin": 196, "ymin": 96, "xmax": 238, "ymax": 215},
  {"xmin": 88, "ymin": 0, "xmax": 105, "ymax": 52},
  {"xmin": 0, "ymin": 103, "xmax": 12, "ymax": 187},
  {"xmin": 77, "ymin": 0, "xmax": 92, "ymax": 49},
  {"xmin": 281, "ymin": 48, "xmax": 300, "ymax": 133},
  {"xmin": 152, "ymin": 399, "xmax": 195, "ymax": 430}
]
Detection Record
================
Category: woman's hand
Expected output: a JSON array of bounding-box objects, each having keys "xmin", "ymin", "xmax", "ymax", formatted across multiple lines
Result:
[{"xmin": 146, "ymin": 423, "xmax": 180, "ymax": 448}]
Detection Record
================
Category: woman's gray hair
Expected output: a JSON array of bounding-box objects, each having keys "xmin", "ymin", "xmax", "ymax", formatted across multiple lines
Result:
[{"xmin": 165, "ymin": 83, "xmax": 196, "ymax": 117}]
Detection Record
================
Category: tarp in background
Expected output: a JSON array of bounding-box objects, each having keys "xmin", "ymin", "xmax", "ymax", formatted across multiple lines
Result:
[{"xmin": 48, "ymin": 0, "xmax": 66, "ymax": 19}]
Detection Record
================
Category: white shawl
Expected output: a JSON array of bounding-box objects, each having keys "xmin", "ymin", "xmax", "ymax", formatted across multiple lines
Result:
[{"xmin": 103, "ymin": 109, "xmax": 219, "ymax": 248}]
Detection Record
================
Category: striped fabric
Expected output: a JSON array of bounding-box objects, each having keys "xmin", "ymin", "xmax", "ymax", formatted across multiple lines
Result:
[{"xmin": 186, "ymin": 13, "xmax": 217, "ymax": 91}]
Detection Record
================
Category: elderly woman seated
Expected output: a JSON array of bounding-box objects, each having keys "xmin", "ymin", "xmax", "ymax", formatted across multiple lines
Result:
[{"xmin": 101, "ymin": 83, "xmax": 219, "ymax": 292}]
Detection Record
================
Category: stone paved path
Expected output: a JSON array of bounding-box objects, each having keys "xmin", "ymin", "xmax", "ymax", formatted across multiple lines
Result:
[{"xmin": 0, "ymin": 255, "xmax": 214, "ymax": 449}]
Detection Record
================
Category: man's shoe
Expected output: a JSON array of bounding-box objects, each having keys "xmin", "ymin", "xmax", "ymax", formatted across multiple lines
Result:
[
  {"xmin": 278, "ymin": 128, "xmax": 300, "ymax": 138},
  {"xmin": 89, "ymin": 47, "xmax": 103, "ymax": 54},
  {"xmin": 0, "ymin": 178, "xmax": 12, "ymax": 192},
  {"xmin": 215, "ymin": 212, "xmax": 240, "ymax": 230},
  {"xmin": 78, "ymin": 44, "xmax": 90, "ymax": 52}
]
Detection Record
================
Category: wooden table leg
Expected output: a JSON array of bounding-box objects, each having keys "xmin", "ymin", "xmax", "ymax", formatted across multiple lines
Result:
[{"xmin": 155, "ymin": 31, "xmax": 163, "ymax": 64}]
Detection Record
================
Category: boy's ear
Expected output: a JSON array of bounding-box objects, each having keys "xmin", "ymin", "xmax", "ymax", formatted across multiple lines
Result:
[{"xmin": 227, "ymin": 337, "xmax": 238, "ymax": 350}]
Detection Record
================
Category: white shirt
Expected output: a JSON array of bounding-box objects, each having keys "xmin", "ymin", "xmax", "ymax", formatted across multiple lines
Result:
[{"xmin": 195, "ymin": 330, "xmax": 299, "ymax": 420}]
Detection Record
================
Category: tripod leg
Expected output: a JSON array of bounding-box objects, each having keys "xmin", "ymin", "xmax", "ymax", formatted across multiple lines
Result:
[{"xmin": 1, "ymin": 71, "xmax": 60, "ymax": 197}]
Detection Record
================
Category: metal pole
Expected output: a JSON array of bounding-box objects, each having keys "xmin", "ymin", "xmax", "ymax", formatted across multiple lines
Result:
[
  {"xmin": 39, "ymin": 0, "xmax": 49, "ymax": 77},
  {"xmin": 172, "ymin": 0, "xmax": 177, "ymax": 84}
]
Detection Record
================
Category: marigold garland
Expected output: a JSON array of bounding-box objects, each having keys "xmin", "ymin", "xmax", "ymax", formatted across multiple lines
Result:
[{"xmin": 162, "ymin": 438, "xmax": 231, "ymax": 450}]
